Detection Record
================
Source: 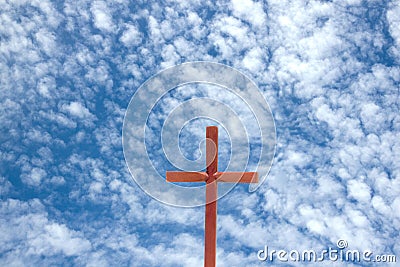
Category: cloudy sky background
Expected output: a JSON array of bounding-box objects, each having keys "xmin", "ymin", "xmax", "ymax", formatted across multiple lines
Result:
[{"xmin": 1, "ymin": 0, "xmax": 399, "ymax": 266}]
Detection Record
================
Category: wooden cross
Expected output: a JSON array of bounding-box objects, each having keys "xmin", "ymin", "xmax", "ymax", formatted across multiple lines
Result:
[{"xmin": 166, "ymin": 126, "xmax": 258, "ymax": 267}]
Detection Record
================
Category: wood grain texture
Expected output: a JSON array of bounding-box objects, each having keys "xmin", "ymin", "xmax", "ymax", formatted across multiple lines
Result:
[
  {"xmin": 206, "ymin": 126, "xmax": 218, "ymax": 176},
  {"xmin": 204, "ymin": 179, "xmax": 217, "ymax": 267},
  {"xmin": 204, "ymin": 126, "xmax": 218, "ymax": 267},
  {"xmin": 215, "ymin": 172, "xmax": 259, "ymax": 183},
  {"xmin": 166, "ymin": 171, "xmax": 207, "ymax": 182}
]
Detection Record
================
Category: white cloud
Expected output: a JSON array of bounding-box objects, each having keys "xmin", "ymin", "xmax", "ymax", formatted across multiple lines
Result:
[
  {"xmin": 347, "ymin": 179, "xmax": 371, "ymax": 203},
  {"xmin": 120, "ymin": 24, "xmax": 141, "ymax": 47},
  {"xmin": 20, "ymin": 163, "xmax": 47, "ymax": 186},
  {"xmin": 39, "ymin": 110, "xmax": 77, "ymax": 128},
  {"xmin": 37, "ymin": 76, "xmax": 56, "ymax": 98},
  {"xmin": 35, "ymin": 29, "xmax": 57, "ymax": 56},
  {"xmin": 91, "ymin": 1, "xmax": 115, "ymax": 32},
  {"xmin": 242, "ymin": 47, "xmax": 264, "ymax": 73},
  {"xmin": 387, "ymin": 2, "xmax": 400, "ymax": 46},
  {"xmin": 371, "ymin": 195, "xmax": 391, "ymax": 216},
  {"xmin": 360, "ymin": 102, "xmax": 384, "ymax": 133},
  {"xmin": 62, "ymin": 101, "xmax": 93, "ymax": 119},
  {"xmin": 29, "ymin": 223, "xmax": 91, "ymax": 256},
  {"xmin": 392, "ymin": 197, "xmax": 400, "ymax": 219},
  {"xmin": 0, "ymin": 199, "xmax": 91, "ymax": 264},
  {"xmin": 30, "ymin": 167, "xmax": 47, "ymax": 185},
  {"xmin": 0, "ymin": 176, "xmax": 12, "ymax": 195},
  {"xmin": 230, "ymin": 0, "xmax": 267, "ymax": 28},
  {"xmin": 161, "ymin": 44, "xmax": 180, "ymax": 68}
]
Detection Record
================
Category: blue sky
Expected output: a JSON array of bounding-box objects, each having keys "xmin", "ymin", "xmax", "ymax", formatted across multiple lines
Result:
[{"xmin": 1, "ymin": 0, "xmax": 399, "ymax": 266}]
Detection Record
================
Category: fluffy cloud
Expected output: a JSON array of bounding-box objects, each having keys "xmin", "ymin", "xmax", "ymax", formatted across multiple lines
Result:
[
  {"xmin": 91, "ymin": 1, "xmax": 115, "ymax": 33},
  {"xmin": 0, "ymin": 199, "xmax": 91, "ymax": 265},
  {"xmin": 120, "ymin": 24, "xmax": 142, "ymax": 47},
  {"xmin": 62, "ymin": 101, "xmax": 94, "ymax": 119}
]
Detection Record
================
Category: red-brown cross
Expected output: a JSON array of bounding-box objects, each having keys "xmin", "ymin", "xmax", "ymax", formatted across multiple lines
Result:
[{"xmin": 166, "ymin": 126, "xmax": 258, "ymax": 267}]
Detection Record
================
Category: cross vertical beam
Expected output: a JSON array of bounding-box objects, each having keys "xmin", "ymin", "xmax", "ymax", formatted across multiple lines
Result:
[{"xmin": 204, "ymin": 126, "xmax": 218, "ymax": 267}]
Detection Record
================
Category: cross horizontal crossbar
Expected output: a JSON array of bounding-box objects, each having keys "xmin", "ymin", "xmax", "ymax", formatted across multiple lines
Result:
[
  {"xmin": 166, "ymin": 171, "xmax": 207, "ymax": 182},
  {"xmin": 166, "ymin": 171, "xmax": 258, "ymax": 183}
]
